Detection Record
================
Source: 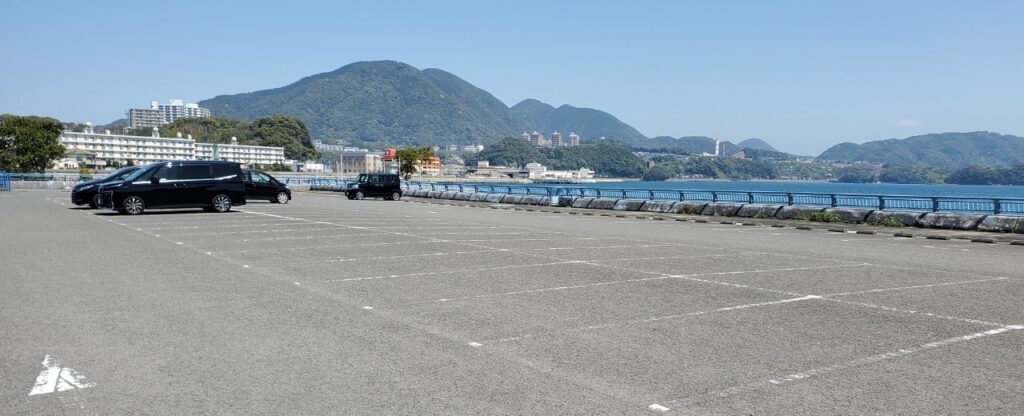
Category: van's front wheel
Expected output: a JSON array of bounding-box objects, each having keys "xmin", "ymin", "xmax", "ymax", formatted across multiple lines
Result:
[
  {"xmin": 123, "ymin": 196, "xmax": 145, "ymax": 215},
  {"xmin": 390, "ymin": 192, "xmax": 401, "ymax": 201},
  {"xmin": 211, "ymin": 194, "xmax": 232, "ymax": 213}
]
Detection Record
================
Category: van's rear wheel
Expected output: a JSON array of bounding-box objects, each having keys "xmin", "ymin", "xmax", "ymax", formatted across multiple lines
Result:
[
  {"xmin": 123, "ymin": 196, "xmax": 145, "ymax": 215},
  {"xmin": 211, "ymin": 194, "xmax": 232, "ymax": 213}
]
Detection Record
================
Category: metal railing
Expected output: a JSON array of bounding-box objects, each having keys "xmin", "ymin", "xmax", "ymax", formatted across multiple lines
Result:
[
  {"xmin": 0, "ymin": 172, "xmax": 10, "ymax": 191},
  {"xmin": 401, "ymin": 182, "xmax": 1024, "ymax": 215}
]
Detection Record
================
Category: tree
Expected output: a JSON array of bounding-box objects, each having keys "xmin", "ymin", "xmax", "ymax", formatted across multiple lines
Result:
[
  {"xmin": 248, "ymin": 115, "xmax": 319, "ymax": 160},
  {"xmin": 642, "ymin": 165, "xmax": 675, "ymax": 181},
  {"xmin": 0, "ymin": 114, "xmax": 66, "ymax": 173},
  {"xmin": 395, "ymin": 146, "xmax": 434, "ymax": 179}
]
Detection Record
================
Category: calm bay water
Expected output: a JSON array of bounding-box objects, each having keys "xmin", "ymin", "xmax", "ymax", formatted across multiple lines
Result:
[{"xmin": 531, "ymin": 181, "xmax": 1024, "ymax": 199}]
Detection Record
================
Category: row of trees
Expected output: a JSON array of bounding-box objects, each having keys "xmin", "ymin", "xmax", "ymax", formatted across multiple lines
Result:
[
  {"xmin": 148, "ymin": 115, "xmax": 319, "ymax": 160},
  {"xmin": 0, "ymin": 115, "xmax": 66, "ymax": 173}
]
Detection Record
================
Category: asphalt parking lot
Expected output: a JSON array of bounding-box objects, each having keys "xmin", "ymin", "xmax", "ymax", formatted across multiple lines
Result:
[{"xmin": 2, "ymin": 190, "xmax": 1022, "ymax": 415}]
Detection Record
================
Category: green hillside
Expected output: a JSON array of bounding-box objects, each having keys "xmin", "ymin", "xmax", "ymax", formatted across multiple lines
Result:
[{"xmin": 818, "ymin": 132, "xmax": 1024, "ymax": 169}]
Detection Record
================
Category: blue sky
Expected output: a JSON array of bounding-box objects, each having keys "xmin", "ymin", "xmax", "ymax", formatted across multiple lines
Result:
[{"xmin": 2, "ymin": 0, "xmax": 1022, "ymax": 154}]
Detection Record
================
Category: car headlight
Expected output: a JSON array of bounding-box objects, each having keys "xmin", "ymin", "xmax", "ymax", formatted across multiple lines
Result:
[{"xmin": 77, "ymin": 184, "xmax": 95, "ymax": 191}]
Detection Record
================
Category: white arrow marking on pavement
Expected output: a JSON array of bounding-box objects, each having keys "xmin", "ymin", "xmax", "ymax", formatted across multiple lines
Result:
[{"xmin": 29, "ymin": 355, "xmax": 94, "ymax": 396}]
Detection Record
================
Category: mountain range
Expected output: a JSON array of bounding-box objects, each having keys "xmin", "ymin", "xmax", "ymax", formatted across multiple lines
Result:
[{"xmin": 819, "ymin": 132, "xmax": 1024, "ymax": 169}]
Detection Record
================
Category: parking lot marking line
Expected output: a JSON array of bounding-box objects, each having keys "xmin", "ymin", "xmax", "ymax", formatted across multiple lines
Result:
[
  {"xmin": 823, "ymin": 277, "xmax": 1011, "ymax": 297},
  {"xmin": 820, "ymin": 297, "xmax": 1007, "ymax": 327},
  {"xmin": 389, "ymin": 275, "xmax": 674, "ymax": 308},
  {"xmin": 239, "ymin": 233, "xmax": 385, "ymax": 242},
  {"xmin": 323, "ymin": 261, "xmax": 575, "ymax": 283},
  {"xmin": 663, "ymin": 325, "xmax": 1024, "ymax": 408},
  {"xmin": 648, "ymin": 404, "xmax": 671, "ymax": 412},
  {"xmin": 478, "ymin": 295, "xmax": 822, "ymax": 345},
  {"xmin": 187, "ymin": 226, "xmax": 358, "ymax": 236},
  {"xmin": 278, "ymin": 249, "xmax": 505, "ymax": 266},
  {"xmin": 213, "ymin": 240, "xmax": 446, "ymax": 254}
]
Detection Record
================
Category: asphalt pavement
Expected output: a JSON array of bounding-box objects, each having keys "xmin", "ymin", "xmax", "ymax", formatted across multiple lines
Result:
[{"xmin": 1, "ymin": 190, "xmax": 1021, "ymax": 415}]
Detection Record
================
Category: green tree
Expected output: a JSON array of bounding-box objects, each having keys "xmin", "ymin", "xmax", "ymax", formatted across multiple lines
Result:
[
  {"xmin": 834, "ymin": 165, "xmax": 879, "ymax": 183},
  {"xmin": 395, "ymin": 146, "xmax": 435, "ymax": 179},
  {"xmin": 0, "ymin": 114, "xmax": 66, "ymax": 173},
  {"xmin": 476, "ymin": 137, "xmax": 548, "ymax": 168},
  {"xmin": 248, "ymin": 115, "xmax": 319, "ymax": 160},
  {"xmin": 642, "ymin": 165, "xmax": 675, "ymax": 181}
]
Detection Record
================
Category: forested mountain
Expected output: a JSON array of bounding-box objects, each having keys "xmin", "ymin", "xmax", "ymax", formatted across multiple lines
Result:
[
  {"xmin": 818, "ymin": 132, "xmax": 1024, "ymax": 169},
  {"xmin": 200, "ymin": 61, "xmax": 525, "ymax": 146},
  {"xmin": 736, "ymin": 138, "xmax": 777, "ymax": 151},
  {"xmin": 638, "ymin": 136, "xmax": 740, "ymax": 155},
  {"xmin": 509, "ymin": 99, "xmax": 646, "ymax": 142}
]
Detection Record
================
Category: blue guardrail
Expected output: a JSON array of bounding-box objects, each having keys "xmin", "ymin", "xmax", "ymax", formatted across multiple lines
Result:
[{"xmin": 401, "ymin": 181, "xmax": 1024, "ymax": 216}]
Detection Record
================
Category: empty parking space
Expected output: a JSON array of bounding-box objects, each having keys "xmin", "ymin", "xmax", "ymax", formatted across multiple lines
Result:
[{"xmin": 3, "ymin": 191, "xmax": 1021, "ymax": 414}]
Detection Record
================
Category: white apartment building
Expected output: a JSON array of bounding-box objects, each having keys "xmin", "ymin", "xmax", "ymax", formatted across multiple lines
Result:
[
  {"xmin": 337, "ymin": 149, "xmax": 383, "ymax": 175},
  {"xmin": 128, "ymin": 99, "xmax": 211, "ymax": 128},
  {"xmin": 59, "ymin": 127, "xmax": 285, "ymax": 166}
]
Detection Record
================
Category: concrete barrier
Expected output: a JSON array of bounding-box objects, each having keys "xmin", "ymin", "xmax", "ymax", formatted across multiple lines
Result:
[
  {"xmin": 866, "ymin": 211, "xmax": 924, "ymax": 227},
  {"xmin": 613, "ymin": 199, "xmax": 646, "ymax": 211},
  {"xmin": 588, "ymin": 198, "xmax": 619, "ymax": 210},
  {"xmin": 700, "ymin": 203, "xmax": 744, "ymax": 217},
  {"xmin": 975, "ymin": 215, "xmax": 1023, "ymax": 233},
  {"xmin": 776, "ymin": 205, "xmax": 825, "ymax": 220},
  {"xmin": 824, "ymin": 208, "xmax": 873, "ymax": 223},
  {"xmin": 453, "ymin": 192, "xmax": 471, "ymax": 201},
  {"xmin": 917, "ymin": 212, "xmax": 986, "ymax": 230},
  {"xmin": 11, "ymin": 181, "xmax": 76, "ymax": 190},
  {"xmin": 672, "ymin": 201, "xmax": 708, "ymax": 215},
  {"xmin": 501, "ymin": 195, "xmax": 525, "ymax": 204},
  {"xmin": 571, "ymin": 197, "xmax": 596, "ymax": 208},
  {"xmin": 468, "ymin": 193, "xmax": 488, "ymax": 202},
  {"xmin": 427, "ymin": 190, "xmax": 444, "ymax": 199},
  {"xmin": 736, "ymin": 204, "xmax": 784, "ymax": 218},
  {"xmin": 440, "ymin": 191, "xmax": 458, "ymax": 199},
  {"xmin": 641, "ymin": 200, "xmax": 676, "ymax": 213},
  {"xmin": 484, "ymin": 193, "xmax": 504, "ymax": 203},
  {"xmin": 520, "ymin": 195, "xmax": 544, "ymax": 205},
  {"xmin": 556, "ymin": 196, "xmax": 575, "ymax": 207}
]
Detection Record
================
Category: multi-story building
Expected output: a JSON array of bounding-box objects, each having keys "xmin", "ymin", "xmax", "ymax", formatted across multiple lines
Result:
[
  {"xmin": 337, "ymin": 149, "xmax": 383, "ymax": 175},
  {"xmin": 128, "ymin": 99, "xmax": 211, "ymax": 128},
  {"xmin": 550, "ymin": 132, "xmax": 563, "ymax": 147},
  {"xmin": 416, "ymin": 156, "xmax": 442, "ymax": 176},
  {"xmin": 523, "ymin": 131, "xmax": 580, "ymax": 147},
  {"xmin": 568, "ymin": 132, "xmax": 580, "ymax": 146},
  {"xmin": 59, "ymin": 126, "xmax": 284, "ymax": 166}
]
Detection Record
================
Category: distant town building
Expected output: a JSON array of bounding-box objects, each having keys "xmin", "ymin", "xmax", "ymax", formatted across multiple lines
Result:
[
  {"xmin": 416, "ymin": 156, "xmax": 442, "ymax": 176},
  {"xmin": 523, "ymin": 131, "xmax": 579, "ymax": 148},
  {"xmin": 337, "ymin": 149, "xmax": 383, "ymax": 175},
  {"xmin": 524, "ymin": 163, "xmax": 594, "ymax": 181},
  {"xmin": 127, "ymin": 99, "xmax": 211, "ymax": 128},
  {"xmin": 59, "ymin": 125, "xmax": 284, "ymax": 166}
]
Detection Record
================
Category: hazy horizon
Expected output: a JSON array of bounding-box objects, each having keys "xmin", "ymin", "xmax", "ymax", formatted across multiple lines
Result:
[{"xmin": 2, "ymin": 0, "xmax": 1022, "ymax": 155}]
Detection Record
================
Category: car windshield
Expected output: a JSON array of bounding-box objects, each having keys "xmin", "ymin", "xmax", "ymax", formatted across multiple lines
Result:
[
  {"xmin": 357, "ymin": 174, "xmax": 368, "ymax": 183},
  {"xmin": 122, "ymin": 163, "xmax": 161, "ymax": 182}
]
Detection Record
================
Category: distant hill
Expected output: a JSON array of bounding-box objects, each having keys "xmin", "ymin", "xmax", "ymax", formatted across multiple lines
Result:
[
  {"xmin": 736, "ymin": 138, "xmax": 777, "ymax": 151},
  {"xmin": 637, "ymin": 136, "xmax": 740, "ymax": 155},
  {"xmin": 818, "ymin": 132, "xmax": 1024, "ymax": 169},
  {"xmin": 200, "ymin": 61, "xmax": 527, "ymax": 146},
  {"xmin": 510, "ymin": 99, "xmax": 646, "ymax": 142}
]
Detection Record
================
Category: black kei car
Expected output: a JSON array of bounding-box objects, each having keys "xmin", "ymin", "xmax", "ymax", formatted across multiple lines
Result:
[
  {"xmin": 345, "ymin": 173, "xmax": 402, "ymax": 200},
  {"xmin": 71, "ymin": 166, "xmax": 140, "ymax": 208},
  {"xmin": 98, "ymin": 160, "xmax": 247, "ymax": 215},
  {"xmin": 243, "ymin": 169, "xmax": 291, "ymax": 204}
]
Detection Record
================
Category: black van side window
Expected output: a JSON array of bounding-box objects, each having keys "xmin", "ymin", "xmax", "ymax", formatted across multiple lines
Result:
[
  {"xmin": 181, "ymin": 165, "xmax": 211, "ymax": 180},
  {"xmin": 152, "ymin": 164, "xmax": 181, "ymax": 181},
  {"xmin": 212, "ymin": 165, "xmax": 239, "ymax": 180}
]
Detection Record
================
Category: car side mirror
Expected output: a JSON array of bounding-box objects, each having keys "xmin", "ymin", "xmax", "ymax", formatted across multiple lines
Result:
[{"xmin": 150, "ymin": 177, "xmax": 160, "ymax": 184}]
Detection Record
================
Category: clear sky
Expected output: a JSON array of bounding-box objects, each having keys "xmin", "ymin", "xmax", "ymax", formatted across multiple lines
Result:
[{"xmin": 2, "ymin": 0, "xmax": 1022, "ymax": 155}]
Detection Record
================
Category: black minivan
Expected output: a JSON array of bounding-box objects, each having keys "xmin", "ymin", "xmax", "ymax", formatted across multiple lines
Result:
[
  {"xmin": 71, "ymin": 166, "xmax": 140, "ymax": 208},
  {"xmin": 345, "ymin": 173, "xmax": 402, "ymax": 200},
  {"xmin": 99, "ymin": 160, "xmax": 247, "ymax": 215},
  {"xmin": 243, "ymin": 169, "xmax": 291, "ymax": 203}
]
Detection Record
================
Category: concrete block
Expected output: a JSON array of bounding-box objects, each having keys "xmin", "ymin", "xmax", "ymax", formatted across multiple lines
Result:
[
  {"xmin": 700, "ymin": 203, "xmax": 744, "ymax": 217},
  {"xmin": 556, "ymin": 196, "xmax": 575, "ymax": 207},
  {"xmin": 571, "ymin": 197, "xmax": 595, "ymax": 208},
  {"xmin": 916, "ymin": 212, "xmax": 986, "ymax": 230},
  {"xmin": 672, "ymin": 201, "xmax": 708, "ymax": 215},
  {"xmin": 427, "ymin": 190, "xmax": 444, "ymax": 199},
  {"xmin": 641, "ymin": 200, "xmax": 676, "ymax": 213},
  {"xmin": 520, "ymin": 195, "xmax": 544, "ymax": 205},
  {"xmin": 468, "ymin": 193, "xmax": 488, "ymax": 202},
  {"xmin": 776, "ymin": 205, "xmax": 825, "ymax": 220},
  {"xmin": 736, "ymin": 204, "xmax": 784, "ymax": 218},
  {"xmin": 440, "ymin": 191, "xmax": 458, "ymax": 200},
  {"xmin": 975, "ymin": 215, "xmax": 1024, "ymax": 233},
  {"xmin": 588, "ymin": 198, "xmax": 619, "ymax": 210},
  {"xmin": 613, "ymin": 199, "xmax": 646, "ymax": 211},
  {"xmin": 501, "ymin": 195, "xmax": 525, "ymax": 204},
  {"xmin": 866, "ymin": 211, "xmax": 925, "ymax": 227},
  {"xmin": 484, "ymin": 193, "xmax": 504, "ymax": 203},
  {"xmin": 824, "ymin": 208, "xmax": 873, "ymax": 223},
  {"xmin": 453, "ymin": 192, "xmax": 471, "ymax": 201}
]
